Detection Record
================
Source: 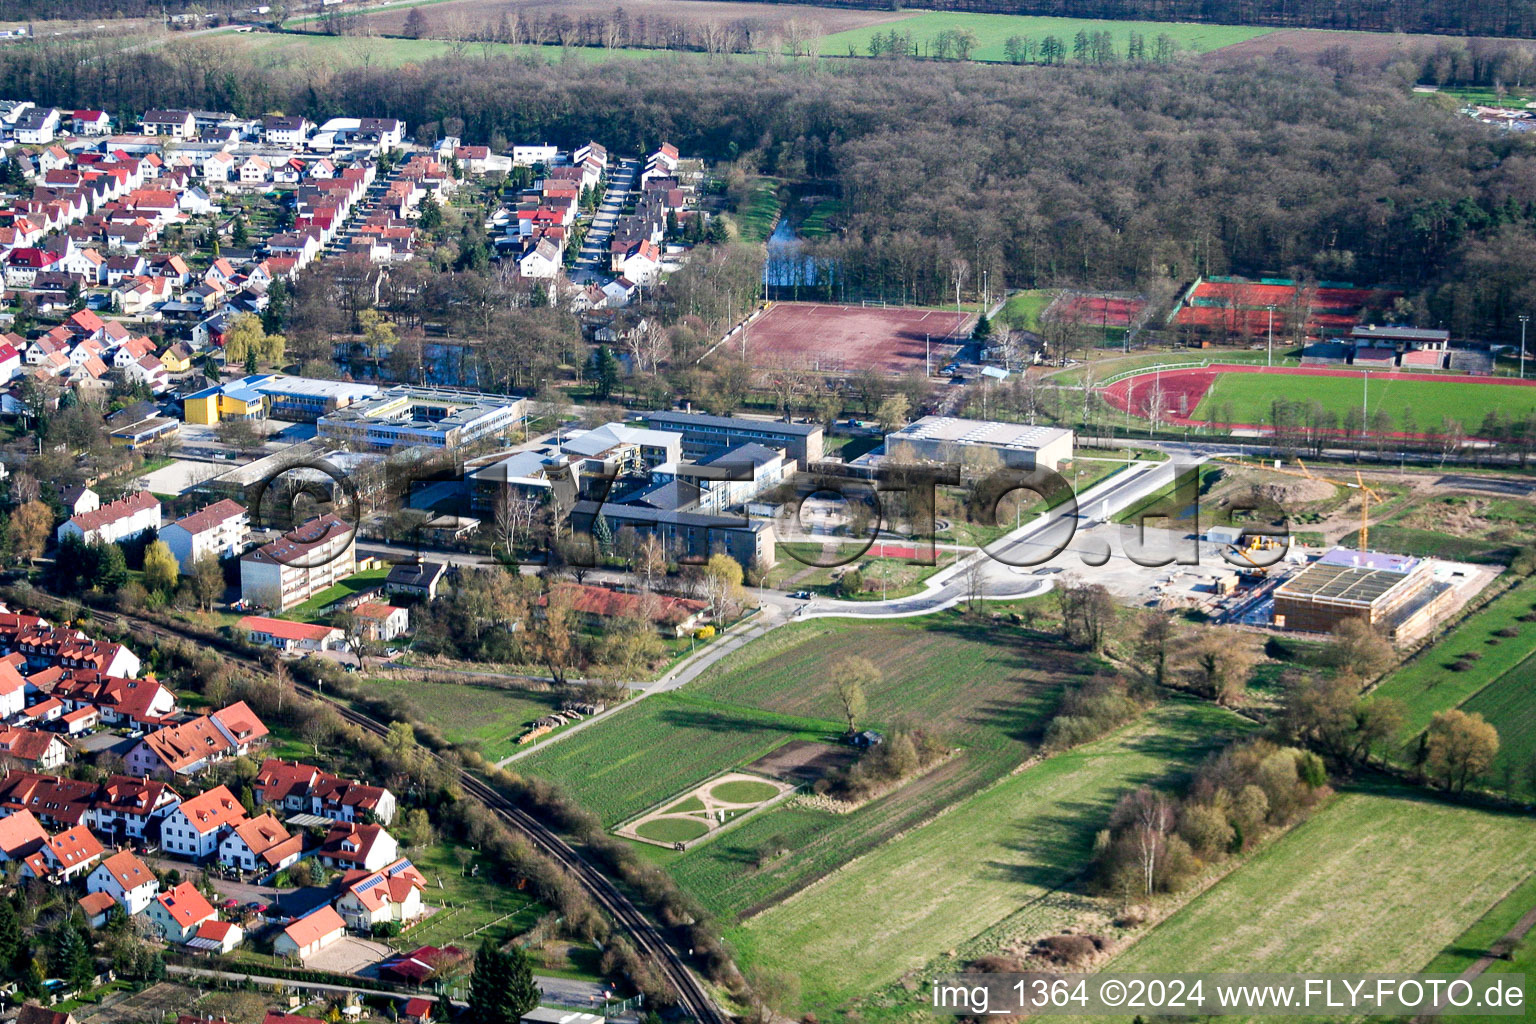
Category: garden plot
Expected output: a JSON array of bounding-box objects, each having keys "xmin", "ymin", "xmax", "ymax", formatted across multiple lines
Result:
[{"xmin": 618, "ymin": 771, "xmax": 796, "ymax": 848}]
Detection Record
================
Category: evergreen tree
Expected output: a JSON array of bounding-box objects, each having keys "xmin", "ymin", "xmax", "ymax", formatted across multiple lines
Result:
[
  {"xmin": 973, "ymin": 312, "xmax": 993, "ymax": 341},
  {"xmin": 0, "ymin": 898, "xmax": 20, "ymax": 975},
  {"xmin": 93, "ymin": 540, "xmax": 128, "ymax": 591},
  {"xmin": 231, "ymin": 214, "xmax": 249, "ymax": 247},
  {"xmin": 51, "ymin": 925, "xmax": 92, "ymax": 988},
  {"xmin": 593, "ymin": 345, "xmax": 621, "ymax": 400},
  {"xmin": 469, "ymin": 940, "xmax": 541, "ymax": 1024}
]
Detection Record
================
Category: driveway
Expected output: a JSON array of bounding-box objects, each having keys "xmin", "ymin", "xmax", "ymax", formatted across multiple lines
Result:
[{"xmin": 304, "ymin": 934, "xmax": 392, "ymax": 975}]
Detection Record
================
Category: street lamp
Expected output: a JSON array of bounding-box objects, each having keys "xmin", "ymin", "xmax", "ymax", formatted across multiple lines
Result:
[
  {"xmin": 1521, "ymin": 315, "xmax": 1530, "ymax": 380},
  {"xmin": 1265, "ymin": 305, "xmax": 1276, "ymax": 367}
]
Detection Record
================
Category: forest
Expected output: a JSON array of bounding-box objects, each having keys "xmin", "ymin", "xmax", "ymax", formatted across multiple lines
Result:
[{"xmin": 5, "ymin": 40, "xmax": 1536, "ymax": 341}]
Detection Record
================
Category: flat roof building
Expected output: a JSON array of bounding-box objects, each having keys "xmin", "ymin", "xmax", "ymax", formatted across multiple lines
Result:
[
  {"xmin": 1272, "ymin": 547, "xmax": 1455, "ymax": 640},
  {"xmin": 183, "ymin": 374, "xmax": 379, "ymax": 425},
  {"xmin": 885, "ymin": 416, "xmax": 1074, "ymax": 472},
  {"xmin": 644, "ymin": 410, "xmax": 823, "ymax": 468},
  {"xmin": 316, "ymin": 387, "xmax": 527, "ymax": 451}
]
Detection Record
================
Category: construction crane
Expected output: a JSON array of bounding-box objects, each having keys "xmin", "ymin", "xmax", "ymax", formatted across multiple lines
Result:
[{"xmin": 1216, "ymin": 457, "xmax": 1382, "ymax": 551}]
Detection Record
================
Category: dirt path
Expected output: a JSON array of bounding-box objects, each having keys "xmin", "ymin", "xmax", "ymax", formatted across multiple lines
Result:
[{"xmin": 1417, "ymin": 898, "xmax": 1536, "ymax": 1021}]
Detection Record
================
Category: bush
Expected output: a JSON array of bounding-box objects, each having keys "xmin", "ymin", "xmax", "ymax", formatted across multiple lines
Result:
[
  {"xmin": 1030, "ymin": 933, "xmax": 1105, "ymax": 967},
  {"xmin": 692, "ymin": 625, "xmax": 715, "ymax": 640}
]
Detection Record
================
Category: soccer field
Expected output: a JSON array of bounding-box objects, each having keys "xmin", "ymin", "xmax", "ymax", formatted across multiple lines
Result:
[{"xmin": 1193, "ymin": 371, "xmax": 1536, "ymax": 432}]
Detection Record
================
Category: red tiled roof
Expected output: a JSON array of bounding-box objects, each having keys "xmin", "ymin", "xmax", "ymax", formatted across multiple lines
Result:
[
  {"xmin": 280, "ymin": 905, "xmax": 345, "ymax": 949},
  {"xmin": 66, "ymin": 490, "xmax": 158, "ymax": 535},
  {"xmin": 237, "ymin": 616, "xmax": 338, "ymax": 643},
  {"xmin": 155, "ymin": 880, "xmax": 215, "ymax": 928}
]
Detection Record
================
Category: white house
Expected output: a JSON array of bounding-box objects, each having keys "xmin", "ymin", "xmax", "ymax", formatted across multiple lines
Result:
[
  {"xmin": 237, "ymin": 616, "xmax": 345, "ymax": 653},
  {"xmin": 334, "ymin": 858, "xmax": 427, "ymax": 931},
  {"xmin": 512, "ymin": 144, "xmax": 558, "ymax": 167},
  {"xmin": 349, "ymin": 602, "xmax": 408, "ymax": 643},
  {"xmin": 55, "ymin": 490, "xmax": 161, "ymax": 546},
  {"xmin": 35, "ymin": 824, "xmax": 103, "ymax": 882},
  {"xmin": 159, "ymin": 498, "xmax": 249, "ymax": 571},
  {"xmin": 318, "ymin": 821, "xmax": 398, "ymax": 872},
  {"xmin": 86, "ymin": 849, "xmax": 160, "ymax": 915},
  {"xmin": 146, "ymin": 881, "xmax": 217, "ymax": 943},
  {"xmin": 518, "ymin": 238, "xmax": 561, "ymax": 280},
  {"xmin": 159, "ymin": 784, "xmax": 246, "ymax": 860},
  {"xmin": 218, "ymin": 812, "xmax": 302, "ymax": 874}
]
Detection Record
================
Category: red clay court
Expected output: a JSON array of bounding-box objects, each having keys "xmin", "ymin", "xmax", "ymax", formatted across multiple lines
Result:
[
  {"xmin": 1046, "ymin": 292, "xmax": 1147, "ymax": 328},
  {"xmin": 740, "ymin": 302, "xmax": 972, "ymax": 374},
  {"xmin": 1172, "ymin": 278, "xmax": 1400, "ymax": 340}
]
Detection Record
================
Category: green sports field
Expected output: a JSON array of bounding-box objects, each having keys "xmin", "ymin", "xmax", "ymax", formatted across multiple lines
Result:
[
  {"xmin": 1192, "ymin": 371, "xmax": 1536, "ymax": 432},
  {"xmin": 820, "ymin": 13, "xmax": 1271, "ymax": 62}
]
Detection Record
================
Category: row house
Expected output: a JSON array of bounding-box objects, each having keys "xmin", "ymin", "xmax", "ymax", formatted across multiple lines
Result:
[
  {"xmin": 159, "ymin": 783, "xmax": 244, "ymax": 859},
  {"xmin": 125, "ymin": 699, "xmax": 269, "ymax": 779},
  {"xmin": 0, "ymin": 727, "xmax": 68, "ymax": 770},
  {"xmin": 50, "ymin": 670, "xmax": 178, "ymax": 729},
  {"xmin": 218, "ymin": 812, "xmax": 302, "ymax": 873},
  {"xmin": 252, "ymin": 758, "xmax": 397, "ymax": 824},
  {"xmin": 56, "ymin": 489, "xmax": 161, "ymax": 546}
]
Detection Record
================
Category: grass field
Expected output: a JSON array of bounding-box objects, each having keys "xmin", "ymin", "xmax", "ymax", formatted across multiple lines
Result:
[
  {"xmin": 1460, "ymin": 653, "xmax": 1536, "ymax": 792},
  {"xmin": 517, "ymin": 692, "xmax": 831, "ymax": 825},
  {"xmin": 205, "ymin": 30, "xmax": 680, "ymax": 69},
  {"xmin": 1370, "ymin": 577, "xmax": 1536, "ymax": 745},
  {"xmin": 530, "ymin": 609, "xmax": 1093, "ymax": 918},
  {"xmin": 1109, "ymin": 787, "xmax": 1536, "ymax": 977},
  {"xmin": 347, "ymin": 677, "xmax": 562, "ymax": 762},
  {"xmin": 730, "ymin": 699, "xmax": 1250, "ymax": 1017},
  {"xmin": 386, "ymin": 838, "xmax": 545, "ymax": 952},
  {"xmin": 733, "ymin": 177, "xmax": 785, "ymax": 243},
  {"xmin": 286, "ymin": 567, "xmax": 390, "ymax": 619},
  {"xmin": 1421, "ymin": 868, "xmax": 1536, "ymax": 1022},
  {"xmin": 818, "ymin": 13, "xmax": 1272, "ymax": 62},
  {"xmin": 998, "ymin": 289, "xmax": 1055, "ymax": 331},
  {"xmin": 1193, "ymin": 371, "xmax": 1536, "ymax": 432}
]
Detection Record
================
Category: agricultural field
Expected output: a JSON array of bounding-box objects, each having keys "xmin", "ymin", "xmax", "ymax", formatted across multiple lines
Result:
[
  {"xmin": 728, "ymin": 699, "xmax": 1250, "ymax": 1018},
  {"xmin": 1420, "ymin": 869, "xmax": 1536, "ymax": 1021},
  {"xmin": 203, "ymin": 30, "xmax": 680, "ymax": 69},
  {"xmin": 1109, "ymin": 787, "xmax": 1536, "ymax": 977},
  {"xmin": 1459, "ymin": 655, "xmax": 1536, "ymax": 792},
  {"xmin": 818, "ymin": 13, "xmax": 1273, "ymax": 62},
  {"xmin": 1193, "ymin": 370, "xmax": 1536, "ymax": 433},
  {"xmin": 303, "ymin": 0, "xmax": 916, "ymax": 38},
  {"xmin": 1370, "ymin": 576, "xmax": 1536, "ymax": 746},
  {"xmin": 345, "ymin": 676, "xmax": 564, "ymax": 762}
]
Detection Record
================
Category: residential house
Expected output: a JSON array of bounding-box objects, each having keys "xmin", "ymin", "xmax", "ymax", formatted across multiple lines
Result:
[
  {"xmin": 56, "ymin": 490, "xmax": 161, "ymax": 546},
  {"xmin": 159, "ymin": 499, "xmax": 249, "ymax": 571},
  {"xmin": 334, "ymin": 858, "xmax": 427, "ymax": 932},
  {"xmin": 0, "ymin": 728, "xmax": 68, "ymax": 770},
  {"xmin": 349, "ymin": 602, "xmax": 408, "ymax": 643},
  {"xmin": 317, "ymin": 821, "xmax": 398, "ymax": 872},
  {"xmin": 140, "ymin": 110, "xmax": 197, "ymax": 140},
  {"xmin": 72, "ymin": 110, "xmax": 112, "ymax": 135},
  {"xmin": 147, "ymin": 881, "xmax": 218, "ymax": 943},
  {"xmin": 190, "ymin": 919, "xmax": 243, "ymax": 953},
  {"xmin": 237, "ymin": 616, "xmax": 345, "ymax": 653},
  {"xmin": 78, "ymin": 890, "xmax": 116, "ymax": 928},
  {"xmin": 86, "ymin": 849, "xmax": 160, "ymax": 915},
  {"xmin": 0, "ymin": 810, "xmax": 48, "ymax": 862},
  {"xmin": 125, "ymin": 701, "xmax": 268, "ymax": 778},
  {"xmin": 384, "ymin": 560, "xmax": 445, "ymax": 601},
  {"xmin": 91, "ymin": 774, "xmax": 181, "ymax": 839},
  {"xmin": 273, "ymin": 905, "xmax": 347, "ymax": 960},
  {"xmin": 218, "ymin": 812, "xmax": 302, "ymax": 874},
  {"xmin": 159, "ymin": 784, "xmax": 245, "ymax": 860},
  {"xmin": 32, "ymin": 824, "xmax": 103, "ymax": 882},
  {"xmin": 252, "ymin": 759, "xmax": 396, "ymax": 825}
]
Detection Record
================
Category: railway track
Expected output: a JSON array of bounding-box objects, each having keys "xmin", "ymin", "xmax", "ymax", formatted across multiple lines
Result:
[{"xmin": 60, "ymin": 605, "xmax": 727, "ymax": 1024}]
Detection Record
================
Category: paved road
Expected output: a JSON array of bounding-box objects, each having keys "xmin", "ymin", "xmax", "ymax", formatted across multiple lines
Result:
[{"xmin": 573, "ymin": 158, "xmax": 639, "ymax": 280}]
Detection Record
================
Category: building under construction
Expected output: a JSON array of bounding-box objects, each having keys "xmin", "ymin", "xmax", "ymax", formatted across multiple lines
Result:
[{"xmin": 1272, "ymin": 548, "xmax": 1458, "ymax": 640}]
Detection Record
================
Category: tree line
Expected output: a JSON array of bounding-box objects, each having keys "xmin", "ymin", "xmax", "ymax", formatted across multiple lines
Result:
[{"xmin": 748, "ymin": 0, "xmax": 1536, "ymax": 40}]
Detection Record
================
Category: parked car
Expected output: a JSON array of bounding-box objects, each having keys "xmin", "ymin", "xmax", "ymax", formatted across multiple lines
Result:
[{"xmin": 788, "ymin": 590, "xmax": 812, "ymax": 600}]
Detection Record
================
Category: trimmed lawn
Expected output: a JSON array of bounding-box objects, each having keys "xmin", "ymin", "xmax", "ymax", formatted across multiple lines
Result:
[
  {"xmin": 730, "ymin": 700, "xmax": 1249, "ymax": 1017},
  {"xmin": 636, "ymin": 817, "xmax": 709, "ymax": 843},
  {"xmin": 732, "ymin": 177, "xmax": 784, "ymax": 243},
  {"xmin": 711, "ymin": 779, "xmax": 779, "ymax": 803},
  {"xmin": 347, "ymin": 677, "xmax": 562, "ymax": 762},
  {"xmin": 285, "ymin": 567, "xmax": 390, "ymax": 619},
  {"xmin": 1109, "ymin": 787, "xmax": 1536, "ymax": 975},
  {"xmin": 389, "ymin": 839, "xmax": 544, "ymax": 952},
  {"xmin": 1421, "ymin": 869, "xmax": 1536, "ymax": 1022},
  {"xmin": 819, "ymin": 13, "xmax": 1271, "ymax": 62},
  {"xmin": 998, "ymin": 289, "xmax": 1055, "ymax": 331},
  {"xmin": 518, "ymin": 692, "xmax": 832, "ymax": 826},
  {"xmin": 1370, "ymin": 576, "xmax": 1536, "ymax": 747},
  {"xmin": 1193, "ymin": 371, "xmax": 1536, "ymax": 432}
]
